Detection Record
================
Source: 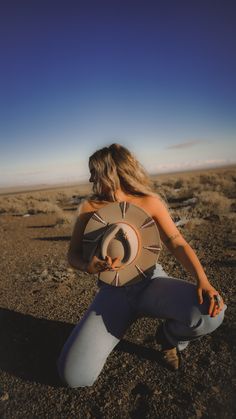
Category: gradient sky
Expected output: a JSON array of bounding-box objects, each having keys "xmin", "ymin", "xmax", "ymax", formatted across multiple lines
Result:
[{"xmin": 0, "ymin": 0, "xmax": 235, "ymax": 187}]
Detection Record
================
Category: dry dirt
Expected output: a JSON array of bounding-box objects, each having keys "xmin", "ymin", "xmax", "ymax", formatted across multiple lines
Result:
[{"xmin": 0, "ymin": 167, "xmax": 235, "ymax": 418}]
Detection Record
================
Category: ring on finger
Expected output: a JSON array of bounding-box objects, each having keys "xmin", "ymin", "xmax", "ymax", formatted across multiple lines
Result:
[{"xmin": 214, "ymin": 294, "xmax": 221, "ymax": 306}]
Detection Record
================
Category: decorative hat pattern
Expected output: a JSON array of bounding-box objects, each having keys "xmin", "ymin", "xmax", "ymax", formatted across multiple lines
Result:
[{"xmin": 82, "ymin": 201, "xmax": 162, "ymax": 286}]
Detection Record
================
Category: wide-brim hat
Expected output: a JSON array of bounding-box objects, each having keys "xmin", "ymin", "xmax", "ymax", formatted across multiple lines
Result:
[{"xmin": 82, "ymin": 201, "xmax": 162, "ymax": 286}]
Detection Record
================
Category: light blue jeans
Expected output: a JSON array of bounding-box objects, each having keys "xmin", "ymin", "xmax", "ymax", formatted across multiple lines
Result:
[{"xmin": 58, "ymin": 264, "xmax": 226, "ymax": 388}]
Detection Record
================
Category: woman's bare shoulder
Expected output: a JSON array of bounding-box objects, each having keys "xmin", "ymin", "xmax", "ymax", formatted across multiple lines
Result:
[
  {"xmin": 138, "ymin": 194, "xmax": 166, "ymax": 215},
  {"xmin": 79, "ymin": 194, "xmax": 166, "ymax": 216},
  {"xmin": 78, "ymin": 198, "xmax": 103, "ymax": 214}
]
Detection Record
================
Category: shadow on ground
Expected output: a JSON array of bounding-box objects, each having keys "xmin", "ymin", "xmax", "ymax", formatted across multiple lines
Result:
[
  {"xmin": 27, "ymin": 225, "xmax": 56, "ymax": 229},
  {"xmin": 0, "ymin": 309, "xmax": 163, "ymax": 387},
  {"xmin": 33, "ymin": 236, "xmax": 71, "ymax": 241}
]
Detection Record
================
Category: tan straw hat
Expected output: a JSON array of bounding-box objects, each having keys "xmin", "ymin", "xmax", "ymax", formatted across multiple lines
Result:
[{"xmin": 82, "ymin": 201, "xmax": 162, "ymax": 286}]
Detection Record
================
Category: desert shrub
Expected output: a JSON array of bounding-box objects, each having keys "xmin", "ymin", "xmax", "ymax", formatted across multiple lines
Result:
[
  {"xmin": 23, "ymin": 193, "xmax": 50, "ymax": 202},
  {"xmin": 215, "ymin": 177, "xmax": 236, "ymax": 198},
  {"xmin": 0, "ymin": 196, "xmax": 64, "ymax": 215},
  {"xmin": 199, "ymin": 174, "xmax": 219, "ymax": 186},
  {"xmin": 173, "ymin": 178, "xmax": 184, "ymax": 189},
  {"xmin": 0, "ymin": 197, "xmax": 26, "ymax": 214},
  {"xmin": 197, "ymin": 173, "xmax": 236, "ymax": 197},
  {"xmin": 197, "ymin": 190, "xmax": 232, "ymax": 218},
  {"xmin": 161, "ymin": 178, "xmax": 177, "ymax": 188},
  {"xmin": 184, "ymin": 177, "xmax": 202, "ymax": 193},
  {"xmin": 26, "ymin": 201, "xmax": 62, "ymax": 214},
  {"xmin": 160, "ymin": 182, "xmax": 193, "ymax": 202}
]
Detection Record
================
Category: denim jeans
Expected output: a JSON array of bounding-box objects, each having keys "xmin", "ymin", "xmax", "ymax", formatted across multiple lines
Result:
[{"xmin": 58, "ymin": 264, "xmax": 226, "ymax": 388}]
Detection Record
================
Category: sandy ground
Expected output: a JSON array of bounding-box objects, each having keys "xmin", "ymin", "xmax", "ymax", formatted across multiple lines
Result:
[{"xmin": 0, "ymin": 168, "xmax": 235, "ymax": 418}]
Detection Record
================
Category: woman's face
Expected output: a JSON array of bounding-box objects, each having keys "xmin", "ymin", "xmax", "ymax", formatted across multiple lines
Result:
[{"xmin": 89, "ymin": 167, "xmax": 96, "ymax": 183}]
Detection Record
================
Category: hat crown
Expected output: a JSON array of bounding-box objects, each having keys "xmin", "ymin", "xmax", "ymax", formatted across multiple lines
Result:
[{"xmin": 101, "ymin": 222, "xmax": 139, "ymax": 266}]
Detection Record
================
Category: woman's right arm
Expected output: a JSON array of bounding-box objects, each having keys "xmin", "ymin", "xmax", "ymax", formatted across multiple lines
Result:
[
  {"xmin": 68, "ymin": 200, "xmax": 116, "ymax": 273},
  {"xmin": 67, "ymin": 200, "xmax": 93, "ymax": 272}
]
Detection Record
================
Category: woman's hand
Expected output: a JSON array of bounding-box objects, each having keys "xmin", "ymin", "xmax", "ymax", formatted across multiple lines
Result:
[
  {"xmin": 87, "ymin": 255, "xmax": 120, "ymax": 274},
  {"xmin": 197, "ymin": 280, "xmax": 225, "ymax": 317}
]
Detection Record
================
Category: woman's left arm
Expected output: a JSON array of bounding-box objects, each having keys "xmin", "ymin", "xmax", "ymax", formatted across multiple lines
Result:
[{"xmin": 147, "ymin": 196, "xmax": 224, "ymax": 317}]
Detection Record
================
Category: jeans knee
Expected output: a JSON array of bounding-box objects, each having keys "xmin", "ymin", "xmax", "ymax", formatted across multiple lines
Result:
[
  {"xmin": 200, "ymin": 304, "xmax": 226, "ymax": 336},
  {"xmin": 57, "ymin": 356, "xmax": 98, "ymax": 388},
  {"xmin": 189, "ymin": 302, "xmax": 226, "ymax": 328},
  {"xmin": 212, "ymin": 305, "xmax": 226, "ymax": 328}
]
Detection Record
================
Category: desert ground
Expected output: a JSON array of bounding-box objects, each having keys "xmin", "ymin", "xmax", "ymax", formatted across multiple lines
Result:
[{"xmin": 0, "ymin": 166, "xmax": 235, "ymax": 419}]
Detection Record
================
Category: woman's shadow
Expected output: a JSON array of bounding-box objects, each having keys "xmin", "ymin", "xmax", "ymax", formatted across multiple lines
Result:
[
  {"xmin": 0, "ymin": 308, "xmax": 162, "ymax": 387},
  {"xmin": 0, "ymin": 308, "xmax": 73, "ymax": 387}
]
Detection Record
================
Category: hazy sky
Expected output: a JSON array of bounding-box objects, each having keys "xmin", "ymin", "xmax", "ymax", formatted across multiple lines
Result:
[{"xmin": 1, "ymin": 0, "xmax": 235, "ymax": 187}]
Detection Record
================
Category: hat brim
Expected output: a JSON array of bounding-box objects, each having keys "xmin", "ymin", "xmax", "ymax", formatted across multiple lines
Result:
[{"xmin": 83, "ymin": 201, "xmax": 162, "ymax": 286}]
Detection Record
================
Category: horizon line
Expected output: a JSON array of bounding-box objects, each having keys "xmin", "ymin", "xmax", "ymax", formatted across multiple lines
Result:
[{"xmin": 1, "ymin": 162, "xmax": 235, "ymax": 195}]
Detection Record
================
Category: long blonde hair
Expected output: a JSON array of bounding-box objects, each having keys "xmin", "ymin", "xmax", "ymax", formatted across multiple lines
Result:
[{"xmin": 88, "ymin": 143, "xmax": 155, "ymax": 201}]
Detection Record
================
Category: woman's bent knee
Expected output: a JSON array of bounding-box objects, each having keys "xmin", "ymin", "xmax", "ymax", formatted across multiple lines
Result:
[
  {"xmin": 57, "ymin": 358, "xmax": 98, "ymax": 388},
  {"xmin": 201, "ymin": 304, "xmax": 227, "ymax": 336}
]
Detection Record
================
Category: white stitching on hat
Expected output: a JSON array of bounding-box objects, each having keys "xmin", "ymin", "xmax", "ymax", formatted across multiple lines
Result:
[
  {"xmin": 140, "ymin": 217, "xmax": 155, "ymax": 229},
  {"xmin": 119, "ymin": 201, "xmax": 129, "ymax": 218},
  {"xmin": 135, "ymin": 264, "xmax": 147, "ymax": 277},
  {"xmin": 143, "ymin": 245, "xmax": 162, "ymax": 254},
  {"xmin": 92, "ymin": 212, "xmax": 107, "ymax": 225},
  {"xmin": 111, "ymin": 272, "xmax": 120, "ymax": 286}
]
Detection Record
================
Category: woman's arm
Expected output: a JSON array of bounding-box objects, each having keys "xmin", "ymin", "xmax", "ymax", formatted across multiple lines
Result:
[
  {"xmin": 146, "ymin": 196, "xmax": 224, "ymax": 316},
  {"xmin": 68, "ymin": 200, "xmax": 118, "ymax": 274},
  {"xmin": 67, "ymin": 200, "xmax": 93, "ymax": 271}
]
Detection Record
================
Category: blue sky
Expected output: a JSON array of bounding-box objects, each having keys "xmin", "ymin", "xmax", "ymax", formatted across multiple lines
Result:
[{"xmin": 0, "ymin": 0, "xmax": 235, "ymax": 187}]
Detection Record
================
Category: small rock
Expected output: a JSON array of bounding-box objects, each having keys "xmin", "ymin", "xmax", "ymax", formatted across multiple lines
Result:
[
  {"xmin": 153, "ymin": 389, "xmax": 162, "ymax": 395},
  {"xmin": 212, "ymin": 386, "xmax": 220, "ymax": 393},
  {"xmin": 40, "ymin": 269, "xmax": 48, "ymax": 279},
  {"xmin": 0, "ymin": 392, "xmax": 9, "ymax": 402},
  {"xmin": 195, "ymin": 409, "xmax": 202, "ymax": 418}
]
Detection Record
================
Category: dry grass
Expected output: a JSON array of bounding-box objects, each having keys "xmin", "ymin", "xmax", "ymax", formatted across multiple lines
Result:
[
  {"xmin": 196, "ymin": 190, "xmax": 232, "ymax": 218},
  {"xmin": 153, "ymin": 167, "xmax": 236, "ymax": 221},
  {"xmin": 0, "ymin": 196, "xmax": 59, "ymax": 215},
  {"xmin": 0, "ymin": 166, "xmax": 235, "ymax": 223},
  {"xmin": 0, "ymin": 195, "xmax": 74, "ymax": 225}
]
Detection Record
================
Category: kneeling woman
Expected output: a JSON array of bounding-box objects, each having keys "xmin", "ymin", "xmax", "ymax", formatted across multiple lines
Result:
[{"xmin": 58, "ymin": 143, "xmax": 226, "ymax": 388}]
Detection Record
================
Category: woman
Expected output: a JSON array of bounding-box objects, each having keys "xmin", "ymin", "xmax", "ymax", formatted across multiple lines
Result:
[{"xmin": 58, "ymin": 143, "xmax": 226, "ymax": 388}]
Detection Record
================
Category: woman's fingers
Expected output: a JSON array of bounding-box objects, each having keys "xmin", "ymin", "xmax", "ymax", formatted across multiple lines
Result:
[
  {"xmin": 88, "ymin": 255, "xmax": 122, "ymax": 273},
  {"xmin": 212, "ymin": 305, "xmax": 220, "ymax": 317},
  {"xmin": 103, "ymin": 256, "xmax": 121, "ymax": 270},
  {"xmin": 111, "ymin": 257, "xmax": 121, "ymax": 269},
  {"xmin": 208, "ymin": 295, "xmax": 216, "ymax": 316},
  {"xmin": 212, "ymin": 301, "xmax": 222, "ymax": 317},
  {"xmin": 105, "ymin": 256, "xmax": 113, "ymax": 265},
  {"xmin": 197, "ymin": 288, "xmax": 203, "ymax": 304},
  {"xmin": 215, "ymin": 294, "xmax": 224, "ymax": 314},
  {"xmin": 208, "ymin": 293, "xmax": 224, "ymax": 317}
]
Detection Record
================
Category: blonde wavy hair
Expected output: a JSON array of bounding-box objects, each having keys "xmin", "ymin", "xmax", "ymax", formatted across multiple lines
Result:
[{"xmin": 88, "ymin": 143, "xmax": 156, "ymax": 202}]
